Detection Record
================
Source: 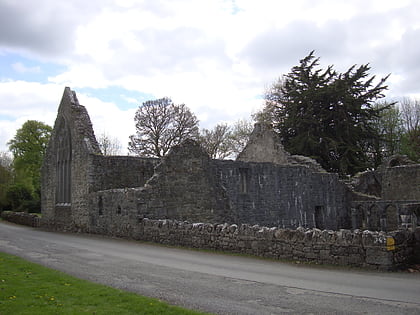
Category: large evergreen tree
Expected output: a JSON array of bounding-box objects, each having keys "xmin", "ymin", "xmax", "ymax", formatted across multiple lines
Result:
[{"xmin": 264, "ymin": 51, "xmax": 389, "ymax": 176}]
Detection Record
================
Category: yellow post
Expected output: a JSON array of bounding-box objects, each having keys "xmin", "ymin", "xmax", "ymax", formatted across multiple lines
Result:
[{"xmin": 386, "ymin": 236, "xmax": 395, "ymax": 251}]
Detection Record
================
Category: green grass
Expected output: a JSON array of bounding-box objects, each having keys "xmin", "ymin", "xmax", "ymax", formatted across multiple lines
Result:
[{"xmin": 0, "ymin": 252, "xmax": 209, "ymax": 315}]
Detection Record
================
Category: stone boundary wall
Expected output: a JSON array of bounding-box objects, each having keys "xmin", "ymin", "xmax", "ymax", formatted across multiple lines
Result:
[
  {"xmin": 6, "ymin": 209, "xmax": 417, "ymax": 270},
  {"xmin": 1, "ymin": 211, "xmax": 41, "ymax": 228},
  {"xmin": 91, "ymin": 218, "xmax": 418, "ymax": 270}
]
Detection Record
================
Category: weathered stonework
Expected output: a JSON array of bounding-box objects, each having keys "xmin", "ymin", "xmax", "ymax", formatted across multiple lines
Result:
[
  {"xmin": 90, "ymin": 217, "xmax": 419, "ymax": 270},
  {"xmin": 40, "ymin": 87, "xmax": 420, "ymax": 268},
  {"xmin": 1, "ymin": 211, "xmax": 41, "ymax": 227},
  {"xmin": 351, "ymin": 156, "xmax": 420, "ymax": 231}
]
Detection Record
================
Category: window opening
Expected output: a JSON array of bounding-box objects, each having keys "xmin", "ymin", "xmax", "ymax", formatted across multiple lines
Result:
[
  {"xmin": 239, "ymin": 168, "xmax": 249, "ymax": 194},
  {"xmin": 314, "ymin": 206, "xmax": 325, "ymax": 229},
  {"xmin": 98, "ymin": 196, "xmax": 104, "ymax": 216},
  {"xmin": 56, "ymin": 118, "xmax": 71, "ymax": 205}
]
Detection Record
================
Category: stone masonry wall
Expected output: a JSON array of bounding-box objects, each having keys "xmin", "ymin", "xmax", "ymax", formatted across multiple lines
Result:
[
  {"xmin": 89, "ymin": 155, "xmax": 158, "ymax": 192},
  {"xmin": 382, "ymin": 165, "xmax": 420, "ymax": 200},
  {"xmin": 41, "ymin": 87, "xmax": 101, "ymax": 231},
  {"xmin": 87, "ymin": 140, "xmax": 233, "ymax": 228},
  {"xmin": 87, "ymin": 216, "xmax": 418, "ymax": 270},
  {"xmin": 214, "ymin": 160, "xmax": 351, "ymax": 229},
  {"xmin": 1, "ymin": 211, "xmax": 41, "ymax": 228},
  {"xmin": 86, "ymin": 141, "xmax": 351, "ymax": 231}
]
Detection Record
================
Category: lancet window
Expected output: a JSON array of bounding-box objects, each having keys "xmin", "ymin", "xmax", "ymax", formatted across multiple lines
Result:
[{"xmin": 56, "ymin": 118, "xmax": 72, "ymax": 205}]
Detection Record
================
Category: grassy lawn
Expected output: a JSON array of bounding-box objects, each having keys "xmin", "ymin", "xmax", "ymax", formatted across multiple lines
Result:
[{"xmin": 0, "ymin": 252, "xmax": 208, "ymax": 315}]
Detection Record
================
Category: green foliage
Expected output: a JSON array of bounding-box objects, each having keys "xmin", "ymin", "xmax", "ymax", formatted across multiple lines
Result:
[
  {"xmin": 5, "ymin": 183, "xmax": 39, "ymax": 213},
  {"xmin": 7, "ymin": 120, "xmax": 52, "ymax": 202},
  {"xmin": 400, "ymin": 129, "xmax": 420, "ymax": 162},
  {"xmin": 370, "ymin": 101, "xmax": 403, "ymax": 166},
  {"xmin": 0, "ymin": 252, "xmax": 207, "ymax": 315},
  {"xmin": 0, "ymin": 164, "xmax": 12, "ymax": 211},
  {"xmin": 399, "ymin": 97, "xmax": 420, "ymax": 161},
  {"xmin": 263, "ymin": 51, "xmax": 389, "ymax": 176}
]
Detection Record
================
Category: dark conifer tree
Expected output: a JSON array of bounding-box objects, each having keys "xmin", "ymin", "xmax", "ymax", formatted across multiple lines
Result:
[{"xmin": 264, "ymin": 51, "xmax": 389, "ymax": 176}]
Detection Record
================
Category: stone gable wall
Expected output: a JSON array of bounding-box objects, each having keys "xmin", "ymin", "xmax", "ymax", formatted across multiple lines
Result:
[{"xmin": 41, "ymin": 87, "xmax": 101, "ymax": 231}]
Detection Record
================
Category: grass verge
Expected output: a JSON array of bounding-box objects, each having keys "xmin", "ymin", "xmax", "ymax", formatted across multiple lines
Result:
[{"xmin": 0, "ymin": 251, "xmax": 208, "ymax": 315}]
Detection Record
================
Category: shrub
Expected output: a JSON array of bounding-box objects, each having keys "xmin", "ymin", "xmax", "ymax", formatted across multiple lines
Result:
[{"xmin": 5, "ymin": 183, "xmax": 39, "ymax": 212}]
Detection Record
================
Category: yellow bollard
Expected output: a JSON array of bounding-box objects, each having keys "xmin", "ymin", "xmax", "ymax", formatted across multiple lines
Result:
[{"xmin": 386, "ymin": 236, "xmax": 395, "ymax": 251}]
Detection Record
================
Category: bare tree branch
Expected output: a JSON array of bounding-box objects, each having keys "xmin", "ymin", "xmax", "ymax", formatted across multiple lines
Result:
[{"xmin": 128, "ymin": 98, "xmax": 199, "ymax": 157}]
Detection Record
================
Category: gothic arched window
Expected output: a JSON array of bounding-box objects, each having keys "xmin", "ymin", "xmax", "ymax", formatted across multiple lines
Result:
[{"xmin": 56, "ymin": 118, "xmax": 72, "ymax": 205}]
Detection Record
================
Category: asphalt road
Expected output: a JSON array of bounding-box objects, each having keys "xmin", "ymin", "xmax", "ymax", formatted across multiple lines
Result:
[{"xmin": 1, "ymin": 221, "xmax": 419, "ymax": 314}]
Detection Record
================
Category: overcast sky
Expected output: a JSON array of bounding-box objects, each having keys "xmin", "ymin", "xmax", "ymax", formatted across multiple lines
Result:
[{"xmin": 1, "ymin": 0, "xmax": 420, "ymax": 153}]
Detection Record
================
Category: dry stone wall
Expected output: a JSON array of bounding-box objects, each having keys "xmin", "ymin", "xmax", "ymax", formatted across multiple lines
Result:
[
  {"xmin": 3, "ymin": 210, "xmax": 418, "ymax": 270},
  {"xmin": 1, "ymin": 211, "xmax": 40, "ymax": 227},
  {"xmin": 87, "ymin": 216, "xmax": 418, "ymax": 270}
]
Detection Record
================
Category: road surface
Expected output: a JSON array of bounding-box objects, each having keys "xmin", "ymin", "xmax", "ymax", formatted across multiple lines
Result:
[{"xmin": 0, "ymin": 221, "xmax": 419, "ymax": 314}]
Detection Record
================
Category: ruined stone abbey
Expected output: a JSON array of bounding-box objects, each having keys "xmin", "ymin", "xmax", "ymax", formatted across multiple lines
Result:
[{"xmin": 41, "ymin": 87, "xmax": 420, "ymax": 235}]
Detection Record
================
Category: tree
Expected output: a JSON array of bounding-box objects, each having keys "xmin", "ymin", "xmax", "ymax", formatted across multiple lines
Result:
[
  {"xmin": 199, "ymin": 123, "xmax": 232, "ymax": 159},
  {"xmin": 399, "ymin": 97, "xmax": 420, "ymax": 161},
  {"xmin": 0, "ymin": 152, "xmax": 13, "ymax": 211},
  {"xmin": 229, "ymin": 119, "xmax": 253, "ymax": 157},
  {"xmin": 128, "ymin": 98, "xmax": 199, "ymax": 157},
  {"xmin": 5, "ymin": 183, "xmax": 38, "ymax": 212},
  {"xmin": 0, "ymin": 151, "xmax": 12, "ymax": 168},
  {"xmin": 263, "ymin": 51, "xmax": 389, "ymax": 176},
  {"xmin": 7, "ymin": 120, "xmax": 52, "ymax": 204},
  {"xmin": 198, "ymin": 119, "xmax": 253, "ymax": 160},
  {"xmin": 400, "ymin": 97, "xmax": 420, "ymax": 133},
  {"xmin": 0, "ymin": 164, "xmax": 12, "ymax": 211},
  {"xmin": 371, "ymin": 101, "xmax": 403, "ymax": 164},
  {"xmin": 97, "ymin": 132, "xmax": 122, "ymax": 156}
]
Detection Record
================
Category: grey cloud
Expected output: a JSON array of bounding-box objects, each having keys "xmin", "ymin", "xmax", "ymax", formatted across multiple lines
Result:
[
  {"xmin": 239, "ymin": 20, "xmax": 349, "ymax": 79},
  {"xmin": 385, "ymin": 28, "xmax": 420, "ymax": 96},
  {"xmin": 0, "ymin": 1, "xmax": 111, "ymax": 57},
  {"xmin": 239, "ymin": 9, "xmax": 420, "ymax": 99}
]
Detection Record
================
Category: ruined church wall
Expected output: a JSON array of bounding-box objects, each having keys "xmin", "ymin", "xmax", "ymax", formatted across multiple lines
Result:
[
  {"xmin": 85, "ymin": 157, "xmax": 352, "ymax": 232},
  {"xmin": 214, "ymin": 160, "xmax": 351, "ymax": 229},
  {"xmin": 87, "ymin": 140, "xmax": 233, "ymax": 229},
  {"xmin": 382, "ymin": 165, "xmax": 420, "ymax": 200},
  {"xmin": 89, "ymin": 155, "xmax": 159, "ymax": 192},
  {"xmin": 41, "ymin": 88, "xmax": 101, "ymax": 231}
]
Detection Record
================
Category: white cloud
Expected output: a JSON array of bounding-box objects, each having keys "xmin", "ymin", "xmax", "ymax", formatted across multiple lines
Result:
[
  {"xmin": 11, "ymin": 62, "xmax": 41, "ymax": 73},
  {"xmin": 0, "ymin": 81, "xmax": 135, "ymax": 154},
  {"xmin": 2, "ymin": 0, "xmax": 420, "ymax": 154},
  {"xmin": 0, "ymin": 80, "xmax": 62, "ymax": 151},
  {"xmin": 76, "ymin": 93, "xmax": 137, "ymax": 153}
]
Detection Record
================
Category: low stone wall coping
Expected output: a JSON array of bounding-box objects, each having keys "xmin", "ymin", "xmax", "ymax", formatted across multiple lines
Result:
[{"xmin": 1, "ymin": 211, "xmax": 41, "ymax": 228}]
